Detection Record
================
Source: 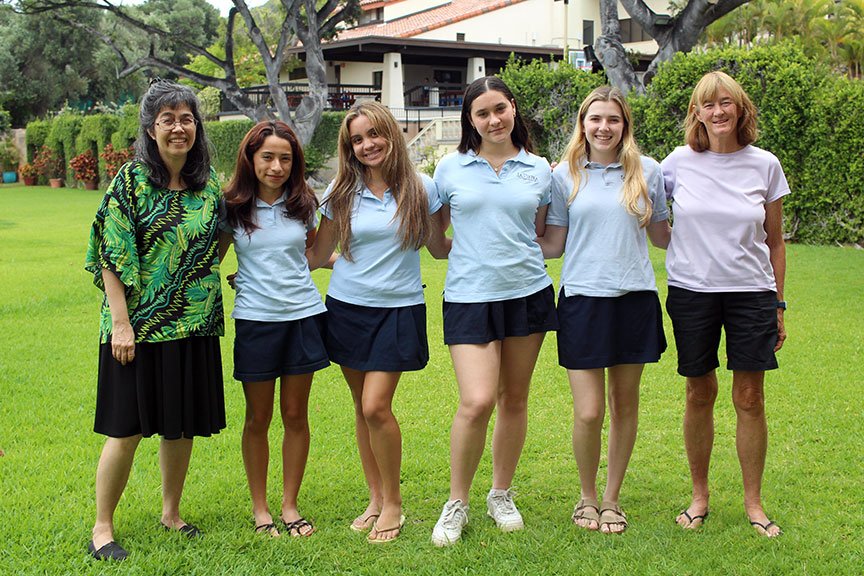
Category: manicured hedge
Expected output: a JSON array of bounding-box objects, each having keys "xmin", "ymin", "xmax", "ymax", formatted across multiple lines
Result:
[
  {"xmin": 77, "ymin": 115, "xmax": 120, "ymax": 183},
  {"xmin": 205, "ymin": 118, "xmax": 255, "ymax": 179}
]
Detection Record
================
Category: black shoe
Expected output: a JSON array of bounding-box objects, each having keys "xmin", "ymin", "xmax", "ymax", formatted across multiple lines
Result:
[
  {"xmin": 88, "ymin": 540, "xmax": 128, "ymax": 561},
  {"xmin": 161, "ymin": 522, "xmax": 202, "ymax": 538}
]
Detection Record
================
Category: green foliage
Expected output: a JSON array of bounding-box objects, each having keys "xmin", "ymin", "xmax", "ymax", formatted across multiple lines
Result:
[
  {"xmin": 0, "ymin": 138, "xmax": 19, "ymax": 171},
  {"xmin": 795, "ymin": 75, "xmax": 864, "ymax": 244},
  {"xmin": 45, "ymin": 112, "xmax": 83, "ymax": 183},
  {"xmin": 77, "ymin": 114, "xmax": 120, "ymax": 182},
  {"xmin": 197, "ymin": 87, "xmax": 222, "ymax": 121},
  {"xmin": 205, "ymin": 118, "xmax": 255, "ymax": 179},
  {"xmin": 500, "ymin": 56, "xmax": 605, "ymax": 161},
  {"xmin": 0, "ymin": 106, "xmax": 10, "ymax": 134},
  {"xmin": 110, "ymin": 104, "xmax": 140, "ymax": 150},
  {"xmin": 24, "ymin": 119, "xmax": 51, "ymax": 161},
  {"xmin": 305, "ymin": 111, "xmax": 345, "ymax": 174}
]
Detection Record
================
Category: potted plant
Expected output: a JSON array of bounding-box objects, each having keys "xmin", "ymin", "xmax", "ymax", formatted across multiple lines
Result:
[
  {"xmin": 70, "ymin": 150, "xmax": 99, "ymax": 190},
  {"xmin": 19, "ymin": 162, "xmax": 38, "ymax": 186},
  {"xmin": 0, "ymin": 139, "xmax": 19, "ymax": 183},
  {"xmin": 100, "ymin": 143, "xmax": 134, "ymax": 180},
  {"xmin": 33, "ymin": 145, "xmax": 64, "ymax": 187}
]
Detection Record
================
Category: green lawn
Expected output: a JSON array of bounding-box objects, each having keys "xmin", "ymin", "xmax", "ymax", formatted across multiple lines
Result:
[{"xmin": 1, "ymin": 183, "xmax": 862, "ymax": 575}]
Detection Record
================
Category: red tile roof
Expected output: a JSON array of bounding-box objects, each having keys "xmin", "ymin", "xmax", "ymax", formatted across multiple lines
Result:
[{"xmin": 339, "ymin": 0, "xmax": 529, "ymax": 40}]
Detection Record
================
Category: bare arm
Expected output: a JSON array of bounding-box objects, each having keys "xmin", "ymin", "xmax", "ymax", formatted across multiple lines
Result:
[
  {"xmin": 101, "ymin": 269, "xmax": 135, "ymax": 365},
  {"xmin": 647, "ymin": 219, "xmax": 671, "ymax": 249},
  {"xmin": 306, "ymin": 216, "xmax": 339, "ymax": 270},
  {"xmin": 426, "ymin": 206, "xmax": 452, "ymax": 259},
  {"xmin": 764, "ymin": 198, "xmax": 786, "ymax": 352},
  {"xmin": 535, "ymin": 224, "xmax": 567, "ymax": 259},
  {"xmin": 534, "ymin": 204, "xmax": 549, "ymax": 239}
]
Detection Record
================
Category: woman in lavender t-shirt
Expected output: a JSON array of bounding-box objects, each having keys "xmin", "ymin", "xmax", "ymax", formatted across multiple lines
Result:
[{"xmin": 661, "ymin": 71, "xmax": 789, "ymax": 538}]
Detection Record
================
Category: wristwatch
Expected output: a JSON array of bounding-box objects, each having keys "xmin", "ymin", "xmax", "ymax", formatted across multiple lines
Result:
[{"xmin": 776, "ymin": 300, "xmax": 787, "ymax": 310}]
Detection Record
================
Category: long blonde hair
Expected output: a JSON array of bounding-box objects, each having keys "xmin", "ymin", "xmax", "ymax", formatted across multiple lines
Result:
[
  {"xmin": 325, "ymin": 101, "xmax": 430, "ymax": 261},
  {"xmin": 684, "ymin": 71, "xmax": 758, "ymax": 152},
  {"xmin": 561, "ymin": 86, "xmax": 651, "ymax": 227}
]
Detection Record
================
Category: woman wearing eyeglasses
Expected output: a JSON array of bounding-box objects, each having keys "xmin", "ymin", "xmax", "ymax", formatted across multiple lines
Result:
[{"xmin": 84, "ymin": 80, "xmax": 225, "ymax": 560}]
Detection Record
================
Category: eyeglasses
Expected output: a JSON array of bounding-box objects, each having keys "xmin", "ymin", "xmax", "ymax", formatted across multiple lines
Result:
[{"xmin": 154, "ymin": 117, "xmax": 198, "ymax": 131}]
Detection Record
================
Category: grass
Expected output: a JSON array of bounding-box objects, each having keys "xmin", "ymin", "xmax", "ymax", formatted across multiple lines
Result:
[{"xmin": 1, "ymin": 182, "xmax": 862, "ymax": 575}]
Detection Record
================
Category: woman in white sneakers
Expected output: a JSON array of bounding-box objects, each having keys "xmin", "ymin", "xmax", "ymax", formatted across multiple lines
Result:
[
  {"xmin": 537, "ymin": 86, "xmax": 670, "ymax": 534},
  {"xmin": 431, "ymin": 76, "xmax": 557, "ymax": 546}
]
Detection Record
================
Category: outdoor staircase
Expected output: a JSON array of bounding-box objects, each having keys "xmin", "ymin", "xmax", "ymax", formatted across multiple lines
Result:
[{"xmin": 407, "ymin": 116, "xmax": 461, "ymax": 170}]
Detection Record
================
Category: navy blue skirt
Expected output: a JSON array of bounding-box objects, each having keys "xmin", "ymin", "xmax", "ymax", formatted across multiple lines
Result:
[
  {"xmin": 442, "ymin": 284, "xmax": 558, "ymax": 345},
  {"xmin": 95, "ymin": 336, "xmax": 226, "ymax": 439},
  {"xmin": 233, "ymin": 314, "xmax": 330, "ymax": 381},
  {"xmin": 325, "ymin": 296, "xmax": 429, "ymax": 372},
  {"xmin": 556, "ymin": 290, "xmax": 666, "ymax": 370}
]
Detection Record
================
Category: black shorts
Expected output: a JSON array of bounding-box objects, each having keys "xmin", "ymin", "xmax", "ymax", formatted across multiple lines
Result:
[
  {"xmin": 442, "ymin": 284, "xmax": 559, "ymax": 345},
  {"xmin": 95, "ymin": 336, "xmax": 226, "ymax": 439},
  {"xmin": 325, "ymin": 296, "xmax": 429, "ymax": 372},
  {"xmin": 556, "ymin": 290, "xmax": 666, "ymax": 370},
  {"xmin": 233, "ymin": 314, "xmax": 330, "ymax": 382},
  {"xmin": 665, "ymin": 286, "xmax": 779, "ymax": 377}
]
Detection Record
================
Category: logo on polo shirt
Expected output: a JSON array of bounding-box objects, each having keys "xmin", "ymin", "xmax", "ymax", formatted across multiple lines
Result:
[{"xmin": 517, "ymin": 171, "xmax": 539, "ymax": 185}]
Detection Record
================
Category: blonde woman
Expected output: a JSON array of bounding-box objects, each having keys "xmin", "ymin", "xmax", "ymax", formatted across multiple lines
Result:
[
  {"xmin": 663, "ymin": 71, "xmax": 788, "ymax": 538},
  {"xmin": 537, "ymin": 86, "xmax": 670, "ymax": 534},
  {"xmin": 307, "ymin": 101, "xmax": 449, "ymax": 543}
]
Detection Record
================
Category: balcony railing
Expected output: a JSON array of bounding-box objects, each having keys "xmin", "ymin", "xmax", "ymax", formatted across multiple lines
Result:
[{"xmin": 221, "ymin": 83, "xmax": 382, "ymax": 113}]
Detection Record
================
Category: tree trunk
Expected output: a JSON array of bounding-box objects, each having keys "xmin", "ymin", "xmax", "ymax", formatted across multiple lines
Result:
[{"xmin": 595, "ymin": 0, "xmax": 644, "ymax": 94}]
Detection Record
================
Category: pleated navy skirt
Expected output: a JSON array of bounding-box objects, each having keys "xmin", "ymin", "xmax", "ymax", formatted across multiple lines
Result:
[{"xmin": 95, "ymin": 336, "xmax": 226, "ymax": 439}]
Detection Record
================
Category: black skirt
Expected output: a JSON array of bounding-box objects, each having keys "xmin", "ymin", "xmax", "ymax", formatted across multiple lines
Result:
[
  {"xmin": 95, "ymin": 336, "xmax": 226, "ymax": 439},
  {"xmin": 325, "ymin": 296, "xmax": 429, "ymax": 372}
]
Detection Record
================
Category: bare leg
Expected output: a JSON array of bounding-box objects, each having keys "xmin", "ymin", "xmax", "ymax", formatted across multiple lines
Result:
[
  {"xmin": 568, "ymin": 368, "xmax": 605, "ymax": 529},
  {"xmin": 92, "ymin": 435, "xmax": 142, "ymax": 548},
  {"xmin": 343, "ymin": 367, "xmax": 383, "ymax": 529},
  {"xmin": 491, "ymin": 333, "xmax": 545, "ymax": 491},
  {"xmin": 448, "ymin": 342, "xmax": 501, "ymax": 503},
  {"xmin": 676, "ymin": 371, "xmax": 717, "ymax": 528},
  {"xmin": 601, "ymin": 363, "xmax": 643, "ymax": 533},
  {"xmin": 279, "ymin": 373, "xmax": 314, "ymax": 535},
  {"xmin": 362, "ymin": 371, "xmax": 404, "ymax": 541},
  {"xmin": 160, "ymin": 437, "xmax": 194, "ymax": 529},
  {"xmin": 732, "ymin": 370, "xmax": 779, "ymax": 537},
  {"xmin": 241, "ymin": 380, "xmax": 277, "ymax": 530}
]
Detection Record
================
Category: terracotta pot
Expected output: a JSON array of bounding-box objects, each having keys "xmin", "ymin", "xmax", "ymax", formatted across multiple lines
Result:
[
  {"xmin": 23, "ymin": 176, "xmax": 37, "ymax": 186},
  {"xmin": 83, "ymin": 180, "xmax": 98, "ymax": 191},
  {"xmin": 49, "ymin": 178, "xmax": 65, "ymax": 188}
]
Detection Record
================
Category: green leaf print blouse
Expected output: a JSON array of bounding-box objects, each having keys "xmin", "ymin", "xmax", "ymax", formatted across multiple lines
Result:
[{"xmin": 85, "ymin": 162, "xmax": 225, "ymax": 343}]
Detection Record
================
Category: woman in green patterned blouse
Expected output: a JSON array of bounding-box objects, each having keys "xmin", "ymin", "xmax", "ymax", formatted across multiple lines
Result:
[{"xmin": 84, "ymin": 80, "xmax": 225, "ymax": 561}]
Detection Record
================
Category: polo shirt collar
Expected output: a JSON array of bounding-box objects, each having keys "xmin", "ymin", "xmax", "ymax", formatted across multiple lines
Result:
[
  {"xmin": 582, "ymin": 157, "xmax": 622, "ymax": 170},
  {"xmin": 254, "ymin": 192, "xmax": 287, "ymax": 208},
  {"xmin": 460, "ymin": 148, "xmax": 536, "ymax": 167}
]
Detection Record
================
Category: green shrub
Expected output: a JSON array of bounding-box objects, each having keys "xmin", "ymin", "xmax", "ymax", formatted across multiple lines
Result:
[
  {"xmin": 110, "ymin": 104, "xmax": 139, "ymax": 151},
  {"xmin": 205, "ymin": 119, "xmax": 255, "ymax": 179},
  {"xmin": 77, "ymin": 115, "xmax": 120, "ymax": 182},
  {"xmin": 305, "ymin": 111, "xmax": 345, "ymax": 174},
  {"xmin": 500, "ymin": 57, "xmax": 605, "ymax": 161},
  {"xmin": 45, "ymin": 113, "xmax": 83, "ymax": 183},
  {"xmin": 25, "ymin": 119, "xmax": 52, "ymax": 162}
]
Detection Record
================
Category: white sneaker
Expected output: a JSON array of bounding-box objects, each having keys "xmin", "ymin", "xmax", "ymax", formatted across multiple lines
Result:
[
  {"xmin": 486, "ymin": 488, "xmax": 524, "ymax": 532},
  {"xmin": 431, "ymin": 499, "xmax": 469, "ymax": 547}
]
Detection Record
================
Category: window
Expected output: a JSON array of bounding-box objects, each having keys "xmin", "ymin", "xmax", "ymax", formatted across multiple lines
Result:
[
  {"xmin": 456, "ymin": 32, "xmax": 465, "ymax": 42},
  {"xmin": 433, "ymin": 70, "xmax": 462, "ymax": 85},
  {"xmin": 288, "ymin": 67, "xmax": 307, "ymax": 81},
  {"xmin": 619, "ymin": 18, "xmax": 653, "ymax": 43},
  {"xmin": 372, "ymin": 71, "xmax": 382, "ymax": 89},
  {"xmin": 583, "ymin": 20, "xmax": 594, "ymax": 46}
]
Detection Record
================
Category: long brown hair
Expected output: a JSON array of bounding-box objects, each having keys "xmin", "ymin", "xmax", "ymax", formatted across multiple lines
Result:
[
  {"xmin": 684, "ymin": 71, "xmax": 758, "ymax": 152},
  {"xmin": 561, "ymin": 86, "xmax": 651, "ymax": 227},
  {"xmin": 223, "ymin": 121, "xmax": 317, "ymax": 235},
  {"xmin": 325, "ymin": 101, "xmax": 430, "ymax": 261}
]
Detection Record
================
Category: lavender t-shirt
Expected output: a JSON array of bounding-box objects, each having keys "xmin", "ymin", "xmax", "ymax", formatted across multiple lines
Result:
[{"xmin": 661, "ymin": 145, "xmax": 790, "ymax": 292}]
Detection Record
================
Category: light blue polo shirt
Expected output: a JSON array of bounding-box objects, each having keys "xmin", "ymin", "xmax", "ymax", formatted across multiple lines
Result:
[
  {"xmin": 546, "ymin": 156, "xmax": 669, "ymax": 297},
  {"xmin": 321, "ymin": 173, "xmax": 442, "ymax": 308},
  {"xmin": 434, "ymin": 148, "xmax": 553, "ymax": 303},
  {"xmin": 220, "ymin": 196, "xmax": 326, "ymax": 321}
]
